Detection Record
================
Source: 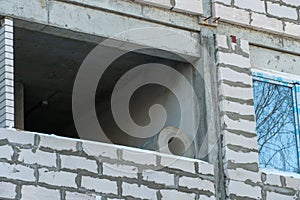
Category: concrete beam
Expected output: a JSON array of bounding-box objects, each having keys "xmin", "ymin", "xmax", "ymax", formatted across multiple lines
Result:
[{"xmin": 0, "ymin": 0, "xmax": 202, "ymax": 58}]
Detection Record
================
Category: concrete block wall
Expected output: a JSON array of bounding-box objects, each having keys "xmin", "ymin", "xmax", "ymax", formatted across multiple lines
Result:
[
  {"xmin": 213, "ymin": 0, "xmax": 300, "ymax": 38},
  {"xmin": 0, "ymin": 18, "xmax": 14, "ymax": 128},
  {"xmin": 216, "ymin": 34, "xmax": 300, "ymax": 199},
  {"xmin": 0, "ymin": 128, "xmax": 215, "ymax": 200}
]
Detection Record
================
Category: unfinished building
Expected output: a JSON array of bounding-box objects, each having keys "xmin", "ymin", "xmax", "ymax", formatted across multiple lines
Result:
[{"xmin": 0, "ymin": 0, "xmax": 300, "ymax": 199}]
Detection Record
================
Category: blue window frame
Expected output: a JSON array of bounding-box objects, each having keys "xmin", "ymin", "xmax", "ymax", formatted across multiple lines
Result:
[{"xmin": 253, "ymin": 71, "xmax": 300, "ymax": 173}]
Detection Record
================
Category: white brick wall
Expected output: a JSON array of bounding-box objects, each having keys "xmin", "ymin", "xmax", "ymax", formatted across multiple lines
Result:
[
  {"xmin": 160, "ymin": 156, "xmax": 196, "ymax": 173},
  {"xmin": 173, "ymin": 0, "xmax": 204, "ymax": 15},
  {"xmin": 0, "ymin": 181, "xmax": 16, "ymax": 199},
  {"xmin": 218, "ymin": 52, "xmax": 252, "ymax": 68},
  {"xmin": 282, "ymin": 0, "xmax": 299, "ymax": 6},
  {"xmin": 102, "ymin": 163, "xmax": 138, "ymax": 178},
  {"xmin": 213, "ymin": 3, "xmax": 251, "ymax": 25},
  {"xmin": 160, "ymin": 190, "xmax": 195, "ymax": 200},
  {"xmin": 0, "ymin": 129, "xmax": 215, "ymax": 199},
  {"xmin": 21, "ymin": 186, "xmax": 60, "ymax": 200},
  {"xmin": 214, "ymin": 0, "xmax": 300, "ymax": 38},
  {"xmin": 39, "ymin": 134, "xmax": 77, "ymax": 151},
  {"xmin": 65, "ymin": 192, "xmax": 99, "ymax": 200},
  {"xmin": 143, "ymin": 170, "xmax": 174, "ymax": 185},
  {"xmin": 267, "ymin": 2, "xmax": 298, "ymax": 20},
  {"xmin": 266, "ymin": 191, "xmax": 296, "ymax": 200},
  {"xmin": 0, "ymin": 162, "xmax": 35, "ymax": 182},
  {"xmin": 228, "ymin": 180, "xmax": 261, "ymax": 199},
  {"xmin": 179, "ymin": 177, "xmax": 214, "ymax": 192},
  {"xmin": 82, "ymin": 141, "xmax": 118, "ymax": 159},
  {"xmin": 122, "ymin": 182, "xmax": 157, "ymax": 199},
  {"xmin": 234, "ymin": 0, "xmax": 265, "ymax": 13},
  {"xmin": 0, "ymin": 18, "xmax": 14, "ymax": 128},
  {"xmin": 284, "ymin": 22, "xmax": 300, "ymax": 37},
  {"xmin": 122, "ymin": 149, "xmax": 156, "ymax": 165},
  {"xmin": 60, "ymin": 155, "xmax": 98, "ymax": 173},
  {"xmin": 0, "ymin": 145, "xmax": 13, "ymax": 160},
  {"xmin": 39, "ymin": 168, "xmax": 77, "ymax": 188},
  {"xmin": 19, "ymin": 149, "xmax": 57, "ymax": 167},
  {"xmin": 81, "ymin": 176, "xmax": 118, "ymax": 194}
]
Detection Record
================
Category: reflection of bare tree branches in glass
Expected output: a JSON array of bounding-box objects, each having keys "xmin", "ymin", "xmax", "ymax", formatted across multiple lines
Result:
[{"xmin": 253, "ymin": 80, "xmax": 299, "ymax": 173}]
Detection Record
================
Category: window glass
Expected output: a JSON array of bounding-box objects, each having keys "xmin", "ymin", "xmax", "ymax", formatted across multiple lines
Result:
[{"xmin": 253, "ymin": 80, "xmax": 299, "ymax": 173}]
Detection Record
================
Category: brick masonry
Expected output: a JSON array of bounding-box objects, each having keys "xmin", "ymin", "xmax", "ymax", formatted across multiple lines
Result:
[
  {"xmin": 0, "ymin": 18, "xmax": 14, "ymax": 128},
  {"xmin": 0, "ymin": 1, "xmax": 300, "ymax": 199},
  {"xmin": 0, "ymin": 128, "xmax": 215, "ymax": 200},
  {"xmin": 213, "ymin": 0, "xmax": 300, "ymax": 38},
  {"xmin": 216, "ymin": 34, "xmax": 300, "ymax": 199}
]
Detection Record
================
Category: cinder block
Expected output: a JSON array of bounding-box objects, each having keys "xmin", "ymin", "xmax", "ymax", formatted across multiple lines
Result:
[
  {"xmin": 219, "ymin": 84, "xmax": 254, "ymax": 100},
  {"xmin": 81, "ymin": 176, "xmax": 117, "ymax": 194},
  {"xmin": 135, "ymin": 0, "xmax": 172, "ymax": 9},
  {"xmin": 160, "ymin": 190, "xmax": 195, "ymax": 200},
  {"xmin": 216, "ymin": 35, "xmax": 229, "ymax": 49},
  {"xmin": 197, "ymin": 161, "xmax": 214, "ymax": 176},
  {"xmin": 199, "ymin": 195, "xmax": 215, "ymax": 200},
  {"xmin": 214, "ymin": 0, "xmax": 231, "ymax": 5},
  {"xmin": 0, "ymin": 162, "xmax": 35, "ymax": 182},
  {"xmin": 284, "ymin": 22, "xmax": 300, "ymax": 37},
  {"xmin": 122, "ymin": 182, "xmax": 157, "ymax": 199},
  {"xmin": 173, "ymin": 0, "xmax": 204, "ymax": 15},
  {"xmin": 39, "ymin": 169, "xmax": 77, "ymax": 188},
  {"xmin": 143, "ymin": 170, "xmax": 174, "ymax": 185},
  {"xmin": 39, "ymin": 134, "xmax": 77, "ymax": 151},
  {"xmin": 21, "ymin": 186, "xmax": 60, "ymax": 200},
  {"xmin": 220, "ymin": 100, "xmax": 255, "ymax": 116},
  {"xmin": 282, "ymin": 0, "xmax": 299, "ymax": 7},
  {"xmin": 19, "ymin": 149, "xmax": 57, "ymax": 167},
  {"xmin": 60, "ymin": 155, "xmax": 98, "ymax": 173},
  {"xmin": 234, "ymin": 0, "xmax": 265, "ymax": 13},
  {"xmin": 267, "ymin": 2, "xmax": 298, "ymax": 20},
  {"xmin": 0, "ymin": 129, "xmax": 34, "ymax": 145},
  {"xmin": 82, "ymin": 141, "xmax": 118, "ymax": 160},
  {"xmin": 0, "ymin": 182, "xmax": 16, "ymax": 199},
  {"xmin": 103, "ymin": 163, "xmax": 138, "ymax": 179},
  {"xmin": 223, "ymin": 130, "xmax": 258, "ymax": 150},
  {"xmin": 240, "ymin": 39, "xmax": 250, "ymax": 54},
  {"xmin": 0, "ymin": 145, "xmax": 13, "ymax": 160},
  {"xmin": 285, "ymin": 176, "xmax": 300, "ymax": 190},
  {"xmin": 266, "ymin": 191, "xmax": 296, "ymax": 200},
  {"xmin": 213, "ymin": 3, "xmax": 251, "ymax": 25},
  {"xmin": 221, "ymin": 115, "xmax": 256, "ymax": 134},
  {"xmin": 2, "ymin": 18, "xmax": 13, "ymax": 26},
  {"xmin": 122, "ymin": 148, "xmax": 156, "ymax": 165},
  {"xmin": 265, "ymin": 173, "xmax": 282, "ymax": 186},
  {"xmin": 227, "ymin": 168, "xmax": 260, "ymax": 183},
  {"xmin": 160, "ymin": 155, "xmax": 196, "ymax": 173},
  {"xmin": 228, "ymin": 180, "xmax": 261, "ymax": 199},
  {"xmin": 218, "ymin": 52, "xmax": 251, "ymax": 69},
  {"xmin": 251, "ymin": 12, "xmax": 284, "ymax": 33},
  {"xmin": 0, "ymin": 39, "xmax": 13, "ymax": 49},
  {"xmin": 65, "ymin": 192, "xmax": 99, "ymax": 200},
  {"xmin": 179, "ymin": 177, "xmax": 214, "ymax": 192},
  {"xmin": 218, "ymin": 67, "xmax": 252, "ymax": 85}
]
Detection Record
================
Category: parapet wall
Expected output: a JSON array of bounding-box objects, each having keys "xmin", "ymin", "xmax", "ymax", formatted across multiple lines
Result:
[{"xmin": 0, "ymin": 128, "xmax": 215, "ymax": 200}]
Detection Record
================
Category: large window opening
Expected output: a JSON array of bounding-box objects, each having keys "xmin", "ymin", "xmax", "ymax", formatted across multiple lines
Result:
[
  {"xmin": 253, "ymin": 71, "xmax": 300, "ymax": 173},
  {"xmin": 14, "ymin": 27, "xmax": 206, "ymax": 160}
]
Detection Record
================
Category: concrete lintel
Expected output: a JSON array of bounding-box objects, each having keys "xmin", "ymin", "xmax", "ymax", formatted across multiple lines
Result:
[{"xmin": 1, "ymin": 0, "xmax": 201, "ymax": 58}]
